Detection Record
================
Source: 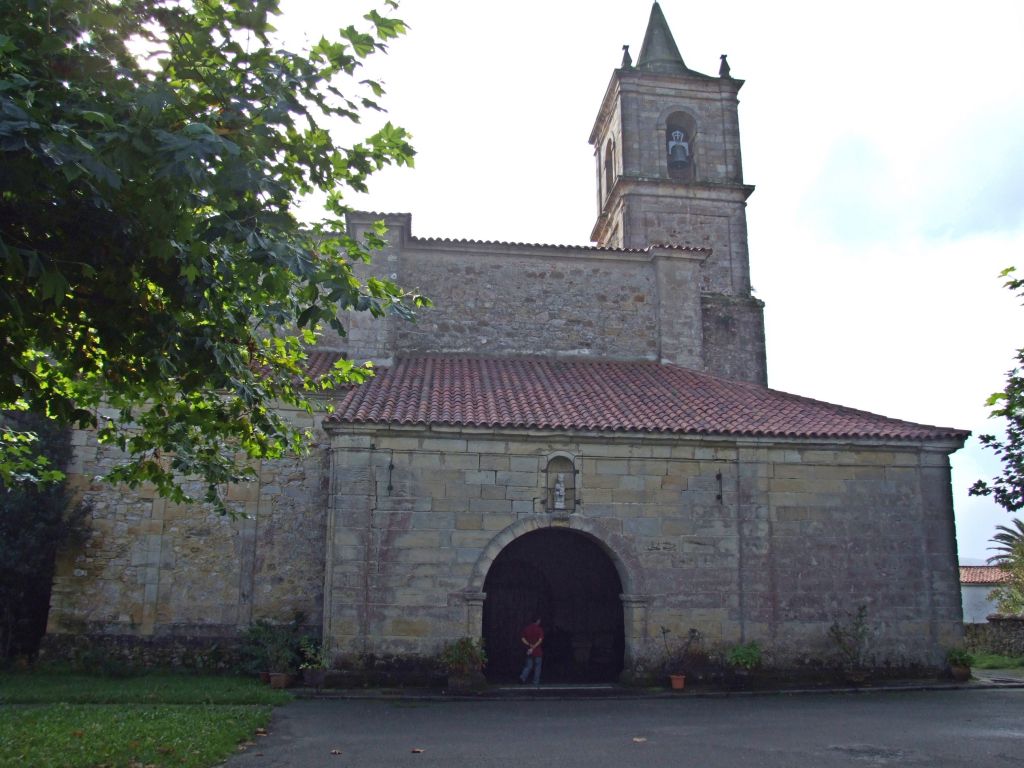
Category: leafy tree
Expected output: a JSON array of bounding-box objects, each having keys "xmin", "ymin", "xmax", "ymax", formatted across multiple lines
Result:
[
  {"xmin": 0, "ymin": 0, "xmax": 426, "ymax": 510},
  {"xmin": 970, "ymin": 268, "xmax": 1024, "ymax": 512},
  {"xmin": 970, "ymin": 268, "xmax": 1024, "ymax": 614}
]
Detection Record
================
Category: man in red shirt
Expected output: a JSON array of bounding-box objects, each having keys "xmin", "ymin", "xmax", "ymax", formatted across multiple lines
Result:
[{"xmin": 518, "ymin": 618, "xmax": 544, "ymax": 685}]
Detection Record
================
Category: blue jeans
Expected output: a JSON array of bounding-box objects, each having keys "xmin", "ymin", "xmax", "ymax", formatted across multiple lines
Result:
[{"xmin": 520, "ymin": 654, "xmax": 542, "ymax": 684}]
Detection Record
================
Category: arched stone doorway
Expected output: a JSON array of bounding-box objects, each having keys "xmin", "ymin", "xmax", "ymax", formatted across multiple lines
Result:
[{"xmin": 482, "ymin": 528, "xmax": 624, "ymax": 682}]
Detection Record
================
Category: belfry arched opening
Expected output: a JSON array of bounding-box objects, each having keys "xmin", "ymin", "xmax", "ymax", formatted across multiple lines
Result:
[{"xmin": 482, "ymin": 528, "xmax": 624, "ymax": 683}]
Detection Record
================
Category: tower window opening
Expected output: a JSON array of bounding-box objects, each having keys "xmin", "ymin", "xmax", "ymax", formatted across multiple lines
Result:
[
  {"xmin": 604, "ymin": 139, "xmax": 615, "ymax": 199},
  {"xmin": 665, "ymin": 112, "xmax": 696, "ymax": 182}
]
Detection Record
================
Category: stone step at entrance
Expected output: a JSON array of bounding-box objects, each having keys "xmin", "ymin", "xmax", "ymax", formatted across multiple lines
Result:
[{"xmin": 491, "ymin": 683, "xmax": 624, "ymax": 698}]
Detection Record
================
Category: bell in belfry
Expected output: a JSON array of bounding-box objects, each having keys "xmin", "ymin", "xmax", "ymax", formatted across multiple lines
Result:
[{"xmin": 667, "ymin": 129, "xmax": 690, "ymax": 167}]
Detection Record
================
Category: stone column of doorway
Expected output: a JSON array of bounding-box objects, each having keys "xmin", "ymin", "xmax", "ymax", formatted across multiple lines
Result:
[
  {"xmin": 620, "ymin": 594, "xmax": 651, "ymax": 676},
  {"xmin": 463, "ymin": 592, "xmax": 487, "ymax": 638}
]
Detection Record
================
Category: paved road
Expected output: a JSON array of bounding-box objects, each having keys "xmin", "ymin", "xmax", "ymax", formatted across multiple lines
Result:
[{"xmin": 224, "ymin": 689, "xmax": 1024, "ymax": 767}]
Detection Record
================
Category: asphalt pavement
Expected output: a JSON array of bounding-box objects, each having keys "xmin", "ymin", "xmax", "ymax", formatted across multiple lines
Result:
[{"xmin": 222, "ymin": 680, "xmax": 1024, "ymax": 768}]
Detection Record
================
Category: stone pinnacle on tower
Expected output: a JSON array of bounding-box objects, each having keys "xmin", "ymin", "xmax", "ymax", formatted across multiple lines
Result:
[{"xmin": 635, "ymin": 2, "xmax": 689, "ymax": 75}]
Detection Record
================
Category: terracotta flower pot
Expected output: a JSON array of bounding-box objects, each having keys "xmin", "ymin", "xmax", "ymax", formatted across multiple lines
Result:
[
  {"xmin": 950, "ymin": 665, "xmax": 971, "ymax": 683},
  {"xmin": 269, "ymin": 672, "xmax": 292, "ymax": 689},
  {"xmin": 447, "ymin": 671, "xmax": 486, "ymax": 692},
  {"xmin": 669, "ymin": 674, "xmax": 685, "ymax": 690},
  {"xmin": 302, "ymin": 669, "xmax": 327, "ymax": 689}
]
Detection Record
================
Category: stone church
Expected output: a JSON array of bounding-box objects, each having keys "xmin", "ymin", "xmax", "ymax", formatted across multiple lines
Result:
[{"xmin": 46, "ymin": 3, "xmax": 969, "ymax": 680}]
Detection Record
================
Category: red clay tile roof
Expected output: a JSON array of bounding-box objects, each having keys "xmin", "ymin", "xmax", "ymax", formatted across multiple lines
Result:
[
  {"xmin": 305, "ymin": 351, "xmax": 347, "ymax": 379},
  {"xmin": 960, "ymin": 566, "xmax": 1011, "ymax": 585},
  {"xmin": 351, "ymin": 211, "xmax": 708, "ymax": 254},
  {"xmin": 327, "ymin": 356, "xmax": 969, "ymax": 442},
  {"xmin": 412, "ymin": 235, "xmax": 708, "ymax": 255}
]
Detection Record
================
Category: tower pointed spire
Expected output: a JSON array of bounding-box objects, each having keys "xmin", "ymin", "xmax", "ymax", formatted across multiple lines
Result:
[{"xmin": 636, "ymin": 2, "xmax": 688, "ymax": 74}]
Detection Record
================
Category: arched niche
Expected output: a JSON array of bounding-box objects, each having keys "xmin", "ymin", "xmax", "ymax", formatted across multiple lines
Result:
[
  {"xmin": 664, "ymin": 110, "xmax": 697, "ymax": 182},
  {"xmin": 544, "ymin": 451, "xmax": 578, "ymax": 514}
]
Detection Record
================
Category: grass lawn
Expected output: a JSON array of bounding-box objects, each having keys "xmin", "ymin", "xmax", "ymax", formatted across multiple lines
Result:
[
  {"xmin": 971, "ymin": 652, "xmax": 1024, "ymax": 669},
  {"xmin": 0, "ymin": 672, "xmax": 291, "ymax": 768}
]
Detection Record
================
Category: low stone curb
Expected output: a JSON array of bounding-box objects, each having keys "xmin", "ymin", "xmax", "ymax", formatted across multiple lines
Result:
[{"xmin": 290, "ymin": 675, "xmax": 1024, "ymax": 702}]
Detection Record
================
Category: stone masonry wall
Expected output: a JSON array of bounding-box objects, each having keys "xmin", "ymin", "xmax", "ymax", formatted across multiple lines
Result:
[
  {"xmin": 623, "ymin": 186, "xmax": 751, "ymax": 295},
  {"xmin": 47, "ymin": 406, "xmax": 331, "ymax": 643},
  {"xmin": 48, "ymin": 415, "xmax": 963, "ymax": 675},
  {"xmin": 393, "ymin": 242, "xmax": 660, "ymax": 362},
  {"xmin": 701, "ymin": 294, "xmax": 767, "ymax": 386},
  {"xmin": 317, "ymin": 211, "xmax": 764, "ymax": 383},
  {"xmin": 325, "ymin": 425, "xmax": 963, "ymax": 670},
  {"xmin": 310, "ymin": 210, "xmax": 765, "ymax": 384},
  {"xmin": 621, "ymin": 76, "xmax": 744, "ymax": 185},
  {"xmin": 964, "ymin": 617, "xmax": 1024, "ymax": 656},
  {"xmin": 307, "ymin": 212, "xmax": 407, "ymax": 367},
  {"xmin": 601, "ymin": 73, "xmax": 750, "ymax": 284}
]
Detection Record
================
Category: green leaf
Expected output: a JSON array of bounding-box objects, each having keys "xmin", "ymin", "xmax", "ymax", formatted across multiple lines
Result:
[
  {"xmin": 37, "ymin": 270, "xmax": 68, "ymax": 305},
  {"xmin": 0, "ymin": 0, "xmax": 422, "ymax": 513}
]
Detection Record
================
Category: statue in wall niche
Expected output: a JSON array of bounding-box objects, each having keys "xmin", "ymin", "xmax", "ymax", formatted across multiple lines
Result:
[
  {"xmin": 554, "ymin": 473, "xmax": 566, "ymax": 510},
  {"xmin": 668, "ymin": 129, "xmax": 690, "ymax": 168}
]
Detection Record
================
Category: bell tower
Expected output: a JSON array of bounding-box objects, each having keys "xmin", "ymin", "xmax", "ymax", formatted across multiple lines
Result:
[{"xmin": 590, "ymin": 2, "xmax": 766, "ymax": 385}]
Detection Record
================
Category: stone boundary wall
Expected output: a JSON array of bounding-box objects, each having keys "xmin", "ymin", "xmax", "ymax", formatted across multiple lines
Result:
[
  {"xmin": 965, "ymin": 617, "xmax": 1024, "ymax": 656},
  {"xmin": 39, "ymin": 631, "xmax": 251, "ymax": 672}
]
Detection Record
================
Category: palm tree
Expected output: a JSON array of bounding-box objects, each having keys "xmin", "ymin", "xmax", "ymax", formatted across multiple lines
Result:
[{"xmin": 987, "ymin": 518, "xmax": 1024, "ymax": 566}]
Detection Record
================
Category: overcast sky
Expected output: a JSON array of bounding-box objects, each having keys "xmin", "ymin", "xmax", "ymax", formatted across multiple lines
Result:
[{"xmin": 280, "ymin": 0, "xmax": 1024, "ymax": 562}]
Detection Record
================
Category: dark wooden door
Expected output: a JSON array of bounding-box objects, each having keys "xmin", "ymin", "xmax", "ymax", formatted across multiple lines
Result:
[{"xmin": 482, "ymin": 529, "xmax": 624, "ymax": 682}]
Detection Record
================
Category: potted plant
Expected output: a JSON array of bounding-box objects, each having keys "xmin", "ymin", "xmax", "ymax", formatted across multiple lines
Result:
[
  {"xmin": 660, "ymin": 626, "xmax": 702, "ymax": 691},
  {"xmin": 946, "ymin": 648, "xmax": 973, "ymax": 682},
  {"xmin": 726, "ymin": 641, "xmax": 762, "ymax": 689},
  {"xmin": 299, "ymin": 636, "xmax": 332, "ymax": 690},
  {"xmin": 439, "ymin": 637, "xmax": 487, "ymax": 691},
  {"xmin": 267, "ymin": 636, "xmax": 298, "ymax": 689},
  {"xmin": 263, "ymin": 622, "xmax": 302, "ymax": 689},
  {"xmin": 241, "ymin": 615, "xmax": 304, "ymax": 686}
]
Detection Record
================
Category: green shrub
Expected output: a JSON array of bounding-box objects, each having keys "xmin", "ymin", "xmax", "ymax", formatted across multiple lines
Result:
[
  {"xmin": 438, "ymin": 637, "xmax": 486, "ymax": 676},
  {"xmin": 946, "ymin": 648, "xmax": 973, "ymax": 667},
  {"xmin": 299, "ymin": 637, "xmax": 332, "ymax": 670},
  {"xmin": 726, "ymin": 641, "xmax": 763, "ymax": 671},
  {"xmin": 239, "ymin": 618, "xmax": 304, "ymax": 674}
]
